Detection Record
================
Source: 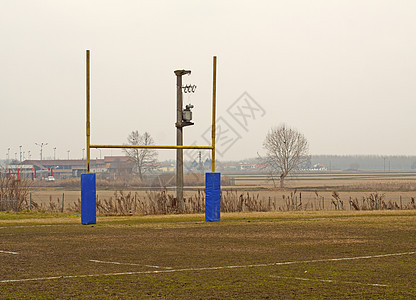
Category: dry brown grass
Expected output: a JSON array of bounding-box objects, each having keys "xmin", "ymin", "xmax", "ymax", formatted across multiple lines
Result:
[
  {"xmin": 16, "ymin": 172, "xmax": 416, "ymax": 215},
  {"xmin": 25, "ymin": 188, "xmax": 416, "ymax": 215},
  {"xmin": 339, "ymin": 180, "xmax": 416, "ymax": 191},
  {"xmin": 0, "ymin": 178, "xmax": 36, "ymax": 211}
]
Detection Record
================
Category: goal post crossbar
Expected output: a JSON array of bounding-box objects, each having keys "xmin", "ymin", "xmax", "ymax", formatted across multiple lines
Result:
[{"xmin": 90, "ymin": 144, "xmax": 213, "ymax": 150}]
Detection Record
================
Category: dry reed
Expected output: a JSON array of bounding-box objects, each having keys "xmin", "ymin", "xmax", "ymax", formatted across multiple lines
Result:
[{"xmin": 0, "ymin": 178, "xmax": 35, "ymax": 211}]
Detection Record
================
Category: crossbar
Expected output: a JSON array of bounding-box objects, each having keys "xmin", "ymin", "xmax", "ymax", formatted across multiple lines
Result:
[{"xmin": 90, "ymin": 144, "xmax": 213, "ymax": 150}]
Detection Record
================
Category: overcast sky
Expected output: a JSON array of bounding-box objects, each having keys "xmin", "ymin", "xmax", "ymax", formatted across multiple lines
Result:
[{"xmin": 2, "ymin": 0, "xmax": 416, "ymax": 162}]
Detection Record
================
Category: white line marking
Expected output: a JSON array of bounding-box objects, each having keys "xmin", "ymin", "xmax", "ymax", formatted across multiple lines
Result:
[
  {"xmin": 89, "ymin": 259, "xmax": 172, "ymax": 269},
  {"xmin": 267, "ymin": 251, "xmax": 416, "ymax": 266},
  {"xmin": 269, "ymin": 275, "xmax": 389, "ymax": 287},
  {"xmin": 0, "ymin": 250, "xmax": 18, "ymax": 255},
  {"xmin": 0, "ymin": 251, "xmax": 414, "ymax": 283},
  {"xmin": 0, "ymin": 225, "xmax": 57, "ymax": 230}
]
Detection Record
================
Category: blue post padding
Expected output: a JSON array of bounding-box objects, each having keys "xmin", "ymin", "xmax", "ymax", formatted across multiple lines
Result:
[
  {"xmin": 205, "ymin": 172, "xmax": 221, "ymax": 221},
  {"xmin": 81, "ymin": 173, "xmax": 96, "ymax": 225}
]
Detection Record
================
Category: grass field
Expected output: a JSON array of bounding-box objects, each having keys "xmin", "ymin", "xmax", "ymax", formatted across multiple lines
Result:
[
  {"xmin": 228, "ymin": 171, "xmax": 416, "ymax": 190},
  {"xmin": 1, "ymin": 211, "xmax": 415, "ymax": 299}
]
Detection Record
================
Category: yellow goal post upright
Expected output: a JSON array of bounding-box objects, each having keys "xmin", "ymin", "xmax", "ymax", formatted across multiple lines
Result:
[{"xmin": 81, "ymin": 51, "xmax": 220, "ymax": 224}]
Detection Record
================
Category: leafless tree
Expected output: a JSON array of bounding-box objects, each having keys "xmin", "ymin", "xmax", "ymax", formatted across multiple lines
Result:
[
  {"xmin": 123, "ymin": 131, "xmax": 158, "ymax": 180},
  {"xmin": 263, "ymin": 124, "xmax": 309, "ymax": 188}
]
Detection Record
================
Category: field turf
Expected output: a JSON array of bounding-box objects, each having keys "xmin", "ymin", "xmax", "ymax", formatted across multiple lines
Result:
[{"xmin": 0, "ymin": 211, "xmax": 415, "ymax": 299}]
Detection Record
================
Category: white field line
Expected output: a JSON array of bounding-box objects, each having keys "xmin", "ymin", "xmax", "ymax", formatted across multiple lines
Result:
[
  {"xmin": 0, "ymin": 251, "xmax": 414, "ymax": 284},
  {"xmin": 0, "ymin": 222, "xmax": 203, "ymax": 230},
  {"xmin": 0, "ymin": 225, "xmax": 57, "ymax": 230},
  {"xmin": 269, "ymin": 275, "xmax": 389, "ymax": 287},
  {"xmin": 0, "ymin": 232, "xmax": 62, "ymax": 237},
  {"xmin": 0, "ymin": 250, "xmax": 19, "ymax": 255},
  {"xmin": 89, "ymin": 259, "xmax": 172, "ymax": 269}
]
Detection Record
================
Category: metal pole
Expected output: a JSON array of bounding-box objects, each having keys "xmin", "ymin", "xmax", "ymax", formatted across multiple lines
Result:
[
  {"xmin": 174, "ymin": 70, "xmax": 191, "ymax": 212},
  {"xmin": 176, "ymin": 71, "xmax": 183, "ymax": 211},
  {"xmin": 86, "ymin": 50, "xmax": 91, "ymax": 173},
  {"xmin": 212, "ymin": 56, "xmax": 217, "ymax": 172}
]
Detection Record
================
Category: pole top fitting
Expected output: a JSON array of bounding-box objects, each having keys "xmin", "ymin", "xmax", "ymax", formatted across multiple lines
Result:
[{"xmin": 174, "ymin": 70, "xmax": 191, "ymax": 76}]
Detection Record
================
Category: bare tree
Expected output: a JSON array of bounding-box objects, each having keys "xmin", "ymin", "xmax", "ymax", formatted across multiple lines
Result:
[
  {"xmin": 263, "ymin": 124, "xmax": 309, "ymax": 188},
  {"xmin": 124, "ymin": 131, "xmax": 158, "ymax": 180}
]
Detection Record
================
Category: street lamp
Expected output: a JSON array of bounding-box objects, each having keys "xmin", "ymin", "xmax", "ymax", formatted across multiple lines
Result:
[
  {"xmin": 67, "ymin": 150, "xmax": 70, "ymax": 160},
  {"xmin": 53, "ymin": 147, "xmax": 56, "ymax": 160},
  {"xmin": 35, "ymin": 142, "xmax": 48, "ymax": 160},
  {"xmin": 19, "ymin": 146, "xmax": 22, "ymax": 162},
  {"xmin": 7, "ymin": 148, "xmax": 10, "ymax": 161}
]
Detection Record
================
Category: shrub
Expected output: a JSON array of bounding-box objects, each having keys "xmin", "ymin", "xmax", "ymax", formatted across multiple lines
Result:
[{"xmin": 0, "ymin": 178, "xmax": 33, "ymax": 211}]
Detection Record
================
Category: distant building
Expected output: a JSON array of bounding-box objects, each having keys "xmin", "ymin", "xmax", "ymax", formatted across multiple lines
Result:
[
  {"xmin": 217, "ymin": 163, "xmax": 266, "ymax": 173},
  {"xmin": 311, "ymin": 163, "xmax": 327, "ymax": 171},
  {"xmin": 0, "ymin": 156, "xmax": 135, "ymax": 180},
  {"xmin": 158, "ymin": 163, "xmax": 175, "ymax": 173}
]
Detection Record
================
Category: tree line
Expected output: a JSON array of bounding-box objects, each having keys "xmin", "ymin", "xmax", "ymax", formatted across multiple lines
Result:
[{"xmin": 309, "ymin": 155, "xmax": 416, "ymax": 171}]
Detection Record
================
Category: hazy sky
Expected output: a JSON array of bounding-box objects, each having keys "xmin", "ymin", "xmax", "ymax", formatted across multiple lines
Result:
[{"xmin": 2, "ymin": 0, "xmax": 416, "ymax": 162}]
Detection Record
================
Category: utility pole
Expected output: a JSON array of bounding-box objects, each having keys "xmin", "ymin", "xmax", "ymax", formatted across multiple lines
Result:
[{"xmin": 175, "ymin": 69, "xmax": 192, "ymax": 212}]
